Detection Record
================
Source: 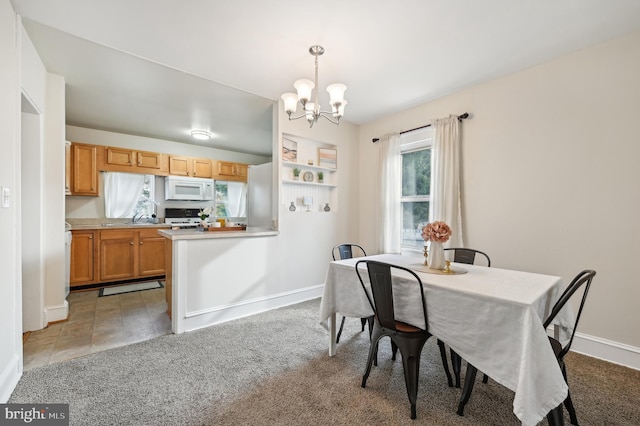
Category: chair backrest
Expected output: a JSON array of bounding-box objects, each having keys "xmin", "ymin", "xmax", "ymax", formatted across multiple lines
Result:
[
  {"xmin": 543, "ymin": 269, "xmax": 596, "ymax": 360},
  {"xmin": 332, "ymin": 243, "xmax": 367, "ymax": 261},
  {"xmin": 355, "ymin": 260, "xmax": 428, "ymax": 331},
  {"xmin": 444, "ymin": 248, "xmax": 491, "ymax": 267}
]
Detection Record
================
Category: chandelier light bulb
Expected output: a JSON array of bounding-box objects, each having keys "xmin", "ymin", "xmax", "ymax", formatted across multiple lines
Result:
[
  {"xmin": 326, "ymin": 83, "xmax": 347, "ymax": 107},
  {"xmin": 294, "ymin": 79, "xmax": 314, "ymax": 105},
  {"xmin": 281, "ymin": 93, "xmax": 298, "ymax": 115}
]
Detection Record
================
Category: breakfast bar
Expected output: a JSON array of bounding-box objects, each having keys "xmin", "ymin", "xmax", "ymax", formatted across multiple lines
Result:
[{"xmin": 159, "ymin": 227, "xmax": 300, "ymax": 334}]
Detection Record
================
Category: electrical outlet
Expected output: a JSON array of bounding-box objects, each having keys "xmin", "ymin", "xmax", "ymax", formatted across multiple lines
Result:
[{"xmin": 1, "ymin": 187, "xmax": 10, "ymax": 208}]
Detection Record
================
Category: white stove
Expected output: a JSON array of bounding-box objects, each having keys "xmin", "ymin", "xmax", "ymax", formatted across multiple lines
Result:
[{"xmin": 164, "ymin": 208, "xmax": 203, "ymax": 228}]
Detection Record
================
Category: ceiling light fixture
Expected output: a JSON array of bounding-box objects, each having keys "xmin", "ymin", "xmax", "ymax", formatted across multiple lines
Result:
[
  {"xmin": 281, "ymin": 45, "xmax": 347, "ymax": 128},
  {"xmin": 190, "ymin": 130, "xmax": 212, "ymax": 141}
]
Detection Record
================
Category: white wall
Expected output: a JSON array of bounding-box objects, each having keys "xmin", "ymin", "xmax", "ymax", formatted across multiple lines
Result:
[
  {"xmin": 65, "ymin": 126, "xmax": 272, "ymax": 219},
  {"xmin": 358, "ymin": 30, "xmax": 640, "ymax": 367},
  {"xmin": 43, "ymin": 73, "xmax": 67, "ymax": 323},
  {"xmin": 20, "ymin": 111, "xmax": 44, "ymax": 331},
  {"xmin": 0, "ymin": 0, "xmax": 22, "ymax": 401},
  {"xmin": 278, "ymin": 109, "xmax": 360, "ymax": 281}
]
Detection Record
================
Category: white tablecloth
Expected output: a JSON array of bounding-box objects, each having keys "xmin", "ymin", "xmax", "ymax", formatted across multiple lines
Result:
[{"xmin": 318, "ymin": 254, "xmax": 575, "ymax": 426}]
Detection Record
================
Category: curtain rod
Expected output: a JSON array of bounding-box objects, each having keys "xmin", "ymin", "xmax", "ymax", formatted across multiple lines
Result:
[{"xmin": 371, "ymin": 112, "xmax": 469, "ymax": 143}]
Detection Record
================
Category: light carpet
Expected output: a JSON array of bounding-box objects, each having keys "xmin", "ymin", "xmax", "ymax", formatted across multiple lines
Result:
[{"xmin": 9, "ymin": 299, "xmax": 640, "ymax": 425}]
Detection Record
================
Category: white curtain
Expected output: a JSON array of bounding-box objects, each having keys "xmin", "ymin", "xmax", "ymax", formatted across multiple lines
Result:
[
  {"xmin": 377, "ymin": 133, "xmax": 402, "ymax": 254},
  {"xmin": 226, "ymin": 182, "xmax": 247, "ymax": 218},
  {"xmin": 429, "ymin": 115, "xmax": 463, "ymax": 248},
  {"xmin": 104, "ymin": 172, "xmax": 145, "ymax": 218}
]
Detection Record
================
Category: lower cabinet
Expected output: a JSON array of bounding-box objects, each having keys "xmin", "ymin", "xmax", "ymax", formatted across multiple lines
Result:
[
  {"xmin": 70, "ymin": 231, "xmax": 96, "ymax": 286},
  {"xmin": 99, "ymin": 230, "xmax": 136, "ymax": 281},
  {"xmin": 139, "ymin": 229, "xmax": 167, "ymax": 276},
  {"xmin": 70, "ymin": 228, "xmax": 166, "ymax": 287}
]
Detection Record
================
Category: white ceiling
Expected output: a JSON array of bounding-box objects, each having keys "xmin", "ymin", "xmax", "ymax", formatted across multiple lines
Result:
[{"xmin": 11, "ymin": 0, "xmax": 640, "ymax": 156}]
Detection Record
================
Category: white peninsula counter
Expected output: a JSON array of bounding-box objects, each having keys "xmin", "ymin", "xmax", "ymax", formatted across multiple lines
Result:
[{"xmin": 159, "ymin": 227, "xmax": 308, "ymax": 334}]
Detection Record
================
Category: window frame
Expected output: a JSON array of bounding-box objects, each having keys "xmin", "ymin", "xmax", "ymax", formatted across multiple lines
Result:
[{"xmin": 400, "ymin": 129, "xmax": 433, "ymax": 251}]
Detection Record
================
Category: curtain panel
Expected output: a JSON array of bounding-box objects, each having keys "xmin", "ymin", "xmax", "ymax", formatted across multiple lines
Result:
[
  {"xmin": 429, "ymin": 115, "xmax": 463, "ymax": 248},
  {"xmin": 377, "ymin": 133, "xmax": 402, "ymax": 254},
  {"xmin": 104, "ymin": 172, "xmax": 145, "ymax": 218}
]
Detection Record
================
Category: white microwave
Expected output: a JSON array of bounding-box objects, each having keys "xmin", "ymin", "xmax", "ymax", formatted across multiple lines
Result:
[{"xmin": 165, "ymin": 176, "xmax": 215, "ymax": 201}]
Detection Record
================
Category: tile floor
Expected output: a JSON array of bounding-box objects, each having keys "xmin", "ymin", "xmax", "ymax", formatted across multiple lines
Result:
[{"xmin": 23, "ymin": 285, "xmax": 171, "ymax": 370}]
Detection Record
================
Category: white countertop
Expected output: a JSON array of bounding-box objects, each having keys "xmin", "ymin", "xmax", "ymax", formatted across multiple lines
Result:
[{"xmin": 158, "ymin": 227, "xmax": 278, "ymax": 240}]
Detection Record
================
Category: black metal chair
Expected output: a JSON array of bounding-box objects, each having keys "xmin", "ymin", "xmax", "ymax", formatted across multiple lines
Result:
[
  {"xmin": 440, "ymin": 248, "xmax": 491, "ymax": 388},
  {"xmin": 356, "ymin": 260, "xmax": 434, "ymax": 420},
  {"xmin": 544, "ymin": 269, "xmax": 596, "ymax": 426},
  {"xmin": 457, "ymin": 269, "xmax": 596, "ymax": 426},
  {"xmin": 332, "ymin": 244, "xmax": 370, "ymax": 343}
]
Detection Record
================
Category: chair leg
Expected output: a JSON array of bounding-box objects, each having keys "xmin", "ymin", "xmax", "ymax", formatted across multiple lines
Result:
[
  {"xmin": 546, "ymin": 404, "xmax": 565, "ymax": 426},
  {"xmin": 457, "ymin": 364, "xmax": 478, "ymax": 416},
  {"xmin": 450, "ymin": 348, "xmax": 462, "ymax": 388},
  {"xmin": 400, "ymin": 352, "xmax": 420, "ymax": 419},
  {"xmin": 391, "ymin": 340, "xmax": 398, "ymax": 361},
  {"xmin": 482, "ymin": 374, "xmax": 489, "ymax": 383},
  {"xmin": 336, "ymin": 316, "xmax": 347, "ymax": 343},
  {"xmin": 362, "ymin": 330, "xmax": 382, "ymax": 388},
  {"xmin": 437, "ymin": 339, "xmax": 454, "ymax": 387},
  {"xmin": 561, "ymin": 364, "xmax": 579, "ymax": 425},
  {"xmin": 360, "ymin": 317, "xmax": 367, "ymax": 332}
]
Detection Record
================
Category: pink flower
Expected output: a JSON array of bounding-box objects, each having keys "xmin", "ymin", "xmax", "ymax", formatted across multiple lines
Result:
[{"xmin": 422, "ymin": 221, "xmax": 452, "ymax": 243}]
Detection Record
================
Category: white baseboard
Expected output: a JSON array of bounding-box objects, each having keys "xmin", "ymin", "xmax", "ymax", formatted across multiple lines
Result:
[
  {"xmin": 570, "ymin": 331, "xmax": 640, "ymax": 371},
  {"xmin": 180, "ymin": 285, "xmax": 324, "ymax": 333},
  {"xmin": 44, "ymin": 300, "xmax": 69, "ymax": 324},
  {"xmin": 0, "ymin": 353, "xmax": 21, "ymax": 403}
]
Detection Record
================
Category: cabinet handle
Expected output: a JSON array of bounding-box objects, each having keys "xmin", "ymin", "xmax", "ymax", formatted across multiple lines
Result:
[
  {"xmin": 140, "ymin": 242, "xmax": 143, "ymax": 245},
  {"xmin": 130, "ymin": 241, "xmax": 134, "ymax": 245},
  {"xmin": 89, "ymin": 236, "xmax": 93, "ymax": 239}
]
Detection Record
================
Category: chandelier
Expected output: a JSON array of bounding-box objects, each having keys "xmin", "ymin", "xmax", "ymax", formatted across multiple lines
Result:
[{"xmin": 281, "ymin": 45, "xmax": 347, "ymax": 128}]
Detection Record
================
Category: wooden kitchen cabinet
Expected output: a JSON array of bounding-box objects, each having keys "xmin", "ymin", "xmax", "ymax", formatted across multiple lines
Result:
[
  {"xmin": 138, "ymin": 229, "xmax": 166, "ymax": 276},
  {"xmin": 99, "ymin": 230, "xmax": 137, "ymax": 281},
  {"xmin": 213, "ymin": 160, "xmax": 248, "ymax": 182},
  {"xmin": 70, "ymin": 231, "xmax": 96, "ymax": 286},
  {"xmin": 71, "ymin": 143, "xmax": 99, "ymax": 196},
  {"xmin": 100, "ymin": 146, "xmax": 169, "ymax": 175},
  {"xmin": 169, "ymin": 155, "xmax": 213, "ymax": 178}
]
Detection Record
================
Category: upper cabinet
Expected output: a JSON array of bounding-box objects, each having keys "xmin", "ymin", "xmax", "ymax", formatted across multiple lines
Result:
[
  {"xmin": 169, "ymin": 155, "xmax": 213, "ymax": 178},
  {"xmin": 213, "ymin": 160, "xmax": 248, "ymax": 182},
  {"xmin": 70, "ymin": 143, "xmax": 99, "ymax": 196},
  {"xmin": 100, "ymin": 146, "xmax": 169, "ymax": 175},
  {"xmin": 66, "ymin": 142, "xmax": 252, "ymax": 195}
]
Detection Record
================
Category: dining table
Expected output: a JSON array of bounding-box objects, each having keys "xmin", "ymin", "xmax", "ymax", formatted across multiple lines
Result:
[{"xmin": 318, "ymin": 253, "xmax": 575, "ymax": 426}]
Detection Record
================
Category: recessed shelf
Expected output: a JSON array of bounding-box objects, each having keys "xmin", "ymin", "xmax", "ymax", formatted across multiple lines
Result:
[
  {"xmin": 281, "ymin": 162, "xmax": 337, "ymax": 173},
  {"xmin": 283, "ymin": 180, "xmax": 336, "ymax": 187}
]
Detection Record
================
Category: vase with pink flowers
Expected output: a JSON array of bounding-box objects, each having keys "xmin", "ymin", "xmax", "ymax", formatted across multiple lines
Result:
[{"xmin": 421, "ymin": 221, "xmax": 452, "ymax": 270}]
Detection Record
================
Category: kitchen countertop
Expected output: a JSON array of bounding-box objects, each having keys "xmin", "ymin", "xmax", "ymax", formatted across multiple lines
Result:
[
  {"xmin": 159, "ymin": 227, "xmax": 278, "ymax": 240},
  {"xmin": 67, "ymin": 222, "xmax": 172, "ymax": 230}
]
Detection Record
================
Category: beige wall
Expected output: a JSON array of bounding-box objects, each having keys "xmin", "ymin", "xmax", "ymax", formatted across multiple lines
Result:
[{"xmin": 358, "ymin": 30, "xmax": 640, "ymax": 360}]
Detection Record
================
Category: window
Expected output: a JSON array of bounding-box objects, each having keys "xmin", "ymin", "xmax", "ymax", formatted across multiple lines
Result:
[
  {"xmin": 104, "ymin": 172, "xmax": 156, "ymax": 219},
  {"xmin": 133, "ymin": 175, "xmax": 156, "ymax": 218},
  {"xmin": 401, "ymin": 129, "xmax": 432, "ymax": 248},
  {"xmin": 214, "ymin": 181, "xmax": 247, "ymax": 219}
]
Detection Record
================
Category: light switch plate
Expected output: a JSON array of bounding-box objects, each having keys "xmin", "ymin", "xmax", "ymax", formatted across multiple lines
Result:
[{"xmin": 1, "ymin": 187, "xmax": 10, "ymax": 208}]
